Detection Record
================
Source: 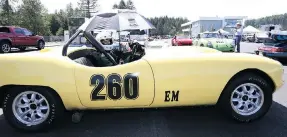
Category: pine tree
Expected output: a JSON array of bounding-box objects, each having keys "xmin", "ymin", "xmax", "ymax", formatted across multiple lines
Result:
[
  {"xmin": 78, "ymin": 0, "xmax": 99, "ymax": 18},
  {"xmin": 112, "ymin": 0, "xmax": 136, "ymax": 10},
  {"xmin": 0, "ymin": 0, "xmax": 18, "ymax": 25}
]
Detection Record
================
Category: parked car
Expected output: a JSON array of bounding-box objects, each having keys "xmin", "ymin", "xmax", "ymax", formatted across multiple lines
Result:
[
  {"xmin": 0, "ymin": 26, "xmax": 45, "ymax": 53},
  {"xmin": 0, "ymin": 29, "xmax": 284, "ymax": 132},
  {"xmin": 193, "ymin": 32, "xmax": 235, "ymax": 52},
  {"xmin": 171, "ymin": 35, "xmax": 193, "ymax": 46},
  {"xmin": 255, "ymin": 33, "xmax": 287, "ymax": 61}
]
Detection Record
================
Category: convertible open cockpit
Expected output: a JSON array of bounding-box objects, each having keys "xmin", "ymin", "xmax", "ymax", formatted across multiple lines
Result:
[{"xmin": 64, "ymin": 30, "xmax": 146, "ymax": 67}]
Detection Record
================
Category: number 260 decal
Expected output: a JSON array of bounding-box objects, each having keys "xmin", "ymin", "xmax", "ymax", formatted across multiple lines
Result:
[{"xmin": 90, "ymin": 73, "xmax": 139, "ymax": 101}]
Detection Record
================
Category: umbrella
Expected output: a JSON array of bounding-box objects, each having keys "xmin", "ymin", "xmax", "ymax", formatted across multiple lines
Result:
[{"xmin": 78, "ymin": 9, "xmax": 156, "ymax": 32}]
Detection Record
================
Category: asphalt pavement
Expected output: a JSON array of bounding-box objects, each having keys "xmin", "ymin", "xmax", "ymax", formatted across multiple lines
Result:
[{"xmin": 0, "ymin": 42, "xmax": 286, "ymax": 137}]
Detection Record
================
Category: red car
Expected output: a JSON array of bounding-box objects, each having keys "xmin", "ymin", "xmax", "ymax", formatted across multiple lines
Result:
[
  {"xmin": 0, "ymin": 26, "xmax": 45, "ymax": 53},
  {"xmin": 171, "ymin": 35, "xmax": 193, "ymax": 46}
]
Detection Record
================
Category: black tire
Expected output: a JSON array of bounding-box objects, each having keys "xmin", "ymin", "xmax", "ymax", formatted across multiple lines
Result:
[
  {"xmin": 2, "ymin": 86, "xmax": 65, "ymax": 132},
  {"xmin": 218, "ymin": 73, "xmax": 273, "ymax": 123},
  {"xmin": 200, "ymin": 44, "xmax": 204, "ymax": 47},
  {"xmin": 0, "ymin": 41, "xmax": 11, "ymax": 53},
  {"xmin": 37, "ymin": 40, "xmax": 45, "ymax": 50}
]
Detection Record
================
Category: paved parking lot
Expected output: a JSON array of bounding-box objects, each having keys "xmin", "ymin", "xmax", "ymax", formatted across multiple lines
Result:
[{"xmin": 0, "ymin": 42, "xmax": 286, "ymax": 137}]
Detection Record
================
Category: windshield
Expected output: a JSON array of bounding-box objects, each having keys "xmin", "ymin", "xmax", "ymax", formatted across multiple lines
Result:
[
  {"xmin": 202, "ymin": 33, "xmax": 220, "ymax": 38},
  {"xmin": 176, "ymin": 35, "xmax": 189, "ymax": 39}
]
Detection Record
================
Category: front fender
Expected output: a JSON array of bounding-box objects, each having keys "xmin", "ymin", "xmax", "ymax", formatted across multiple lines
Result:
[
  {"xmin": 0, "ymin": 55, "xmax": 84, "ymax": 110},
  {"xmin": 0, "ymin": 38, "xmax": 12, "ymax": 44}
]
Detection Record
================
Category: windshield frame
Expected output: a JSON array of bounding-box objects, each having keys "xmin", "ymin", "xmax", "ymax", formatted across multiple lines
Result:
[
  {"xmin": 202, "ymin": 33, "xmax": 221, "ymax": 38},
  {"xmin": 62, "ymin": 29, "xmax": 118, "ymax": 65}
]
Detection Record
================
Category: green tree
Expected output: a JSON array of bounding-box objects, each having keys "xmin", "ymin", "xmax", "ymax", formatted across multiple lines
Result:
[
  {"xmin": 245, "ymin": 13, "xmax": 287, "ymax": 30},
  {"xmin": 56, "ymin": 9, "xmax": 69, "ymax": 30},
  {"xmin": 148, "ymin": 16, "xmax": 189, "ymax": 35},
  {"xmin": 56, "ymin": 27, "xmax": 64, "ymax": 36},
  {"xmin": 0, "ymin": 0, "xmax": 18, "ymax": 25},
  {"xmin": 66, "ymin": 2, "xmax": 74, "ymax": 18},
  {"xmin": 78, "ymin": 0, "xmax": 99, "ymax": 18},
  {"xmin": 113, "ymin": 0, "xmax": 136, "ymax": 10},
  {"xmin": 126, "ymin": 0, "xmax": 136, "ymax": 10},
  {"xmin": 17, "ymin": 0, "xmax": 50, "ymax": 35},
  {"xmin": 49, "ymin": 14, "xmax": 61, "ymax": 35}
]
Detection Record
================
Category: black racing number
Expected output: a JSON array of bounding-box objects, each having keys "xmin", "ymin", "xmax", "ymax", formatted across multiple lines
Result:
[
  {"xmin": 90, "ymin": 73, "xmax": 139, "ymax": 101},
  {"xmin": 90, "ymin": 74, "xmax": 106, "ymax": 100},
  {"xmin": 107, "ymin": 74, "xmax": 122, "ymax": 100},
  {"xmin": 124, "ymin": 73, "xmax": 139, "ymax": 100}
]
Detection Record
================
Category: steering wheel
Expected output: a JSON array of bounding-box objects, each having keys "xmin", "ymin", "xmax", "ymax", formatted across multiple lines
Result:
[{"xmin": 62, "ymin": 31, "xmax": 118, "ymax": 66}]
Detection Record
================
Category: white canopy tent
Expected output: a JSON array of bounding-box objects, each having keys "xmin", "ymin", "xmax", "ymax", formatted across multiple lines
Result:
[{"xmin": 243, "ymin": 26, "xmax": 260, "ymax": 34}]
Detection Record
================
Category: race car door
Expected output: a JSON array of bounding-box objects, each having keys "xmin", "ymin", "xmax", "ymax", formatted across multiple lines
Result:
[{"xmin": 74, "ymin": 59, "xmax": 155, "ymax": 108}]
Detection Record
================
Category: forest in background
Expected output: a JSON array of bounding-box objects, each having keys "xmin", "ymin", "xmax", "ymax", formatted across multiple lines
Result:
[
  {"xmin": 0, "ymin": 0, "xmax": 189, "ymax": 36},
  {"xmin": 244, "ymin": 13, "xmax": 287, "ymax": 30},
  {"xmin": 1, "ymin": 0, "xmax": 286, "ymax": 36}
]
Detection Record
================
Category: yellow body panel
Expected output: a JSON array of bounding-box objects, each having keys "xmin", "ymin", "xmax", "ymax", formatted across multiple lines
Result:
[
  {"xmin": 144, "ymin": 47, "xmax": 284, "ymax": 107},
  {"xmin": 0, "ymin": 46, "xmax": 284, "ymax": 110},
  {"xmin": 74, "ymin": 59, "xmax": 155, "ymax": 108},
  {"xmin": 0, "ymin": 54, "xmax": 83, "ymax": 109}
]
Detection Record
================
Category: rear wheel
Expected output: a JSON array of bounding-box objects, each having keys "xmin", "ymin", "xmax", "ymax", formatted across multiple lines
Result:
[
  {"xmin": 3, "ymin": 86, "xmax": 65, "ymax": 132},
  {"xmin": 218, "ymin": 73, "xmax": 273, "ymax": 122},
  {"xmin": 200, "ymin": 44, "xmax": 204, "ymax": 47},
  {"xmin": 0, "ymin": 41, "xmax": 11, "ymax": 53}
]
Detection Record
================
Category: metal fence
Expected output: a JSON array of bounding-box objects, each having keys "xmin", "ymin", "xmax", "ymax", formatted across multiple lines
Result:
[{"xmin": 43, "ymin": 36, "xmax": 64, "ymax": 42}]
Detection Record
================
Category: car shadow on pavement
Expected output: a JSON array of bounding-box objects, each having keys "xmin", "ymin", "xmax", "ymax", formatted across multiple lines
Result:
[
  {"xmin": 0, "ymin": 102, "xmax": 287, "ymax": 137},
  {"xmin": 9, "ymin": 48, "xmax": 39, "ymax": 53}
]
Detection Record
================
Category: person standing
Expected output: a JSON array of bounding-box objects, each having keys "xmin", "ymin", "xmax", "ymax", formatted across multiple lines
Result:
[{"xmin": 234, "ymin": 22, "xmax": 244, "ymax": 52}]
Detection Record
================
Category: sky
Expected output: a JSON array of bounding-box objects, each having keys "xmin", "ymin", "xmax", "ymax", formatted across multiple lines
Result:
[{"xmin": 40, "ymin": 0, "xmax": 287, "ymax": 21}]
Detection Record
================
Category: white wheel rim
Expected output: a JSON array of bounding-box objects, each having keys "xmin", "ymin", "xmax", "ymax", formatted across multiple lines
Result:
[
  {"xmin": 2, "ymin": 44, "xmax": 10, "ymax": 53},
  {"xmin": 12, "ymin": 91, "xmax": 50, "ymax": 126},
  {"xmin": 230, "ymin": 83, "xmax": 264, "ymax": 116}
]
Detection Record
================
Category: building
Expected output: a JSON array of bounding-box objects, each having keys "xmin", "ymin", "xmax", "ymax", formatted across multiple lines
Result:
[
  {"xmin": 181, "ymin": 16, "xmax": 247, "ymax": 37},
  {"xmin": 222, "ymin": 16, "xmax": 247, "ymax": 34},
  {"xmin": 181, "ymin": 22, "xmax": 192, "ymax": 38}
]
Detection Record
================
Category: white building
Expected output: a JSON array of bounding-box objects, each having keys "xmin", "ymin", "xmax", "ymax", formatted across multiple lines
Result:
[{"xmin": 181, "ymin": 16, "xmax": 248, "ymax": 37}]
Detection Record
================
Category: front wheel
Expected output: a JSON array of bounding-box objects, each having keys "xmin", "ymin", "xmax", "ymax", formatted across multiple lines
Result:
[
  {"xmin": 37, "ymin": 40, "xmax": 45, "ymax": 50},
  {"xmin": 3, "ymin": 86, "xmax": 65, "ymax": 132},
  {"xmin": 218, "ymin": 73, "xmax": 273, "ymax": 122}
]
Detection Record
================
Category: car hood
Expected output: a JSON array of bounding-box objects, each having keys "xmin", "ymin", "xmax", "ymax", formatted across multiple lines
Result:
[
  {"xmin": 205, "ymin": 38, "xmax": 233, "ymax": 43},
  {"xmin": 177, "ymin": 39, "xmax": 192, "ymax": 41},
  {"xmin": 143, "ymin": 46, "xmax": 221, "ymax": 60},
  {"xmin": 142, "ymin": 46, "xmax": 277, "ymax": 62}
]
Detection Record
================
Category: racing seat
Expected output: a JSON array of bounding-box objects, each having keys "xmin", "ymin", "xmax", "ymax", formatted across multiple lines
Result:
[
  {"xmin": 68, "ymin": 49, "xmax": 114, "ymax": 67},
  {"xmin": 73, "ymin": 57, "xmax": 94, "ymax": 67}
]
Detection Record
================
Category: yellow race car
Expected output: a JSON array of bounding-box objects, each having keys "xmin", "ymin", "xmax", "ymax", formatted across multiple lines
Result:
[{"xmin": 0, "ymin": 30, "xmax": 285, "ymax": 132}]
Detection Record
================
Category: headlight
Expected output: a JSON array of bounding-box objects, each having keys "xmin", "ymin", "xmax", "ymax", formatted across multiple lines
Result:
[
  {"xmin": 207, "ymin": 41, "xmax": 212, "ymax": 45},
  {"xmin": 207, "ymin": 41, "xmax": 213, "ymax": 48}
]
